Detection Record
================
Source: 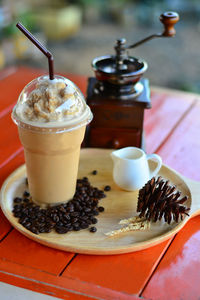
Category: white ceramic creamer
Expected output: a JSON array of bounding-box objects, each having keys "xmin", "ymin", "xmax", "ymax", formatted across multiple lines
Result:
[{"xmin": 111, "ymin": 147, "xmax": 162, "ymax": 191}]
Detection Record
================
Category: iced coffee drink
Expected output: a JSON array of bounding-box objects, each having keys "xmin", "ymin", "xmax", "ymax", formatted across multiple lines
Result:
[{"xmin": 12, "ymin": 75, "xmax": 92, "ymax": 206}]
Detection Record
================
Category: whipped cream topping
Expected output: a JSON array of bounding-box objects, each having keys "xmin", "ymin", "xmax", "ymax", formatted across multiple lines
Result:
[{"xmin": 14, "ymin": 76, "xmax": 87, "ymax": 125}]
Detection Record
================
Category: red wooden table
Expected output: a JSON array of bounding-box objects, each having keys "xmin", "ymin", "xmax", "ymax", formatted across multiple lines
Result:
[{"xmin": 0, "ymin": 67, "xmax": 200, "ymax": 300}]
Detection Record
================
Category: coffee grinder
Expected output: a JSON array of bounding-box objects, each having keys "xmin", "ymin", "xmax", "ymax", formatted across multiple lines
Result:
[{"xmin": 85, "ymin": 12, "xmax": 179, "ymax": 149}]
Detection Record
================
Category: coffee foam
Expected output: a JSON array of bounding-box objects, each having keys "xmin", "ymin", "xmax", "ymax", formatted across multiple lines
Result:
[{"xmin": 12, "ymin": 75, "xmax": 92, "ymax": 132}]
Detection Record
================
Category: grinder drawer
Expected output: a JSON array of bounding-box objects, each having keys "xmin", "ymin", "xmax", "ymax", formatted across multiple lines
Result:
[{"xmin": 87, "ymin": 127, "xmax": 141, "ymax": 149}]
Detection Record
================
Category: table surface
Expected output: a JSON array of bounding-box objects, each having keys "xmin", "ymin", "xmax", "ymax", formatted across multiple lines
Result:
[{"xmin": 0, "ymin": 66, "xmax": 200, "ymax": 300}]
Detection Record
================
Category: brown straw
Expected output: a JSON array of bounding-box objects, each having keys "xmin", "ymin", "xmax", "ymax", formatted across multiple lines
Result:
[{"xmin": 16, "ymin": 22, "xmax": 54, "ymax": 80}]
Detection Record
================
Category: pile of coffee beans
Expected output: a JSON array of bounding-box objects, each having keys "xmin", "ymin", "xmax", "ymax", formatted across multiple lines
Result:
[{"xmin": 12, "ymin": 176, "xmax": 110, "ymax": 235}]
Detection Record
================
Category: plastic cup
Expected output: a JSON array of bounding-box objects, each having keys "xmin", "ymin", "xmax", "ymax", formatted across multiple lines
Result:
[{"xmin": 12, "ymin": 75, "xmax": 93, "ymax": 206}]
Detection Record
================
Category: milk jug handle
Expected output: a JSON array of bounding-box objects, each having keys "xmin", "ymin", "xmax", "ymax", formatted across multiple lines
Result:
[{"xmin": 146, "ymin": 153, "xmax": 162, "ymax": 178}]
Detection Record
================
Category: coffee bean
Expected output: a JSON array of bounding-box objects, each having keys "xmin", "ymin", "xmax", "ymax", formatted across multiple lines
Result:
[
  {"xmin": 99, "ymin": 191, "xmax": 106, "ymax": 197},
  {"xmin": 57, "ymin": 221, "xmax": 64, "ymax": 227},
  {"xmin": 93, "ymin": 210, "xmax": 99, "ymax": 216},
  {"xmin": 70, "ymin": 211, "xmax": 79, "ymax": 217},
  {"xmin": 68, "ymin": 226, "xmax": 74, "ymax": 231},
  {"xmin": 73, "ymin": 226, "xmax": 81, "ymax": 231},
  {"xmin": 13, "ymin": 207, "xmax": 20, "ymax": 214},
  {"xmin": 68, "ymin": 204, "xmax": 74, "ymax": 212},
  {"xmin": 30, "ymin": 227, "xmax": 38, "ymax": 234},
  {"xmin": 55, "ymin": 226, "xmax": 69, "ymax": 234},
  {"xmin": 14, "ymin": 197, "xmax": 22, "ymax": 203},
  {"xmin": 91, "ymin": 217, "xmax": 98, "ymax": 224},
  {"xmin": 38, "ymin": 216, "xmax": 45, "ymax": 223},
  {"xmin": 34, "ymin": 206, "xmax": 40, "ymax": 212},
  {"xmin": 87, "ymin": 219, "xmax": 92, "ymax": 225},
  {"xmin": 52, "ymin": 214, "xmax": 59, "ymax": 223},
  {"xmin": 104, "ymin": 185, "xmax": 111, "ymax": 191},
  {"xmin": 13, "ymin": 176, "xmax": 108, "ymax": 235},
  {"xmin": 98, "ymin": 206, "xmax": 105, "ymax": 212},
  {"xmin": 46, "ymin": 223, "xmax": 55, "ymax": 230},
  {"xmin": 81, "ymin": 215, "xmax": 88, "ymax": 220},
  {"xmin": 44, "ymin": 227, "xmax": 52, "ymax": 233},
  {"xmin": 39, "ymin": 227, "xmax": 46, "ymax": 233},
  {"xmin": 14, "ymin": 212, "xmax": 22, "ymax": 218},
  {"xmin": 23, "ymin": 191, "xmax": 30, "ymax": 197},
  {"xmin": 38, "ymin": 222, "xmax": 46, "ymax": 228},
  {"xmin": 23, "ymin": 198, "xmax": 29, "ymax": 204},
  {"xmin": 71, "ymin": 217, "xmax": 78, "ymax": 223},
  {"xmin": 90, "ymin": 227, "xmax": 97, "ymax": 233},
  {"xmin": 19, "ymin": 217, "xmax": 28, "ymax": 225},
  {"xmin": 84, "ymin": 207, "xmax": 91, "ymax": 213},
  {"xmin": 63, "ymin": 214, "xmax": 70, "ymax": 221},
  {"xmin": 87, "ymin": 212, "xmax": 94, "ymax": 217},
  {"xmin": 24, "ymin": 222, "xmax": 31, "ymax": 229},
  {"xmin": 80, "ymin": 222, "xmax": 89, "ymax": 229}
]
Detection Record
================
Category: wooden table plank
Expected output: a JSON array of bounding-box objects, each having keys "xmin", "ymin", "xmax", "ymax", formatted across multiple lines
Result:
[
  {"xmin": 145, "ymin": 89, "xmax": 196, "ymax": 154},
  {"xmin": 143, "ymin": 216, "xmax": 200, "ymax": 300},
  {"xmin": 0, "ymin": 151, "xmax": 24, "ymax": 188},
  {"xmin": 0, "ymin": 210, "xmax": 12, "ymax": 241},
  {"xmin": 62, "ymin": 239, "xmax": 172, "ymax": 295},
  {"xmin": 0, "ymin": 113, "xmax": 22, "ymax": 168},
  {"xmin": 155, "ymin": 100, "xmax": 200, "ymax": 181},
  {"xmin": 0, "ymin": 67, "xmax": 43, "ymax": 118},
  {"xmin": 142, "ymin": 99, "xmax": 200, "ymax": 299},
  {"xmin": 0, "ymin": 258, "xmax": 141, "ymax": 300},
  {"xmin": 0, "ymin": 230, "xmax": 74, "ymax": 275},
  {"xmin": 0, "ymin": 152, "xmax": 25, "ymax": 240}
]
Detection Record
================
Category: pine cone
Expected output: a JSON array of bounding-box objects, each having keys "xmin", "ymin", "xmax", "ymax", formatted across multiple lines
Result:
[{"xmin": 137, "ymin": 176, "xmax": 190, "ymax": 224}]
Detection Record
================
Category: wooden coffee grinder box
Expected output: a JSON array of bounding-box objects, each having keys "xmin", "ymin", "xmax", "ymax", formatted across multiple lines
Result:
[{"xmin": 85, "ymin": 12, "xmax": 179, "ymax": 149}]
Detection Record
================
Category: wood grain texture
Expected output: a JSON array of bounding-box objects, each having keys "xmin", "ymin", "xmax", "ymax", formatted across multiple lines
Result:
[
  {"xmin": 0, "ymin": 209, "xmax": 12, "ymax": 241},
  {"xmin": 0, "ymin": 230, "xmax": 74, "ymax": 275},
  {"xmin": 0, "ymin": 113, "xmax": 22, "ymax": 168},
  {"xmin": 0, "ymin": 67, "xmax": 43, "ymax": 117},
  {"xmin": 0, "ymin": 258, "xmax": 140, "ymax": 300},
  {"xmin": 143, "ymin": 215, "xmax": 200, "ymax": 300},
  {"xmin": 0, "ymin": 149, "xmax": 25, "ymax": 240},
  {"xmin": 0, "ymin": 150, "xmax": 24, "ymax": 188},
  {"xmin": 144, "ymin": 90, "xmax": 196, "ymax": 153},
  {"xmin": 0, "ymin": 152, "xmax": 24, "ymax": 240},
  {"xmin": 63, "ymin": 239, "xmax": 172, "ymax": 295},
  {"xmin": 157, "ymin": 100, "xmax": 200, "ymax": 181}
]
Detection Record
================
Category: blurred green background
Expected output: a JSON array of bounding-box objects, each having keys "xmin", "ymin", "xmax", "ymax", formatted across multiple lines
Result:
[{"xmin": 0, "ymin": 0, "xmax": 199, "ymax": 93}]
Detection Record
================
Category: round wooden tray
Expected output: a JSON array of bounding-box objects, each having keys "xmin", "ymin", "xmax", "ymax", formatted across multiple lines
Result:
[{"xmin": 1, "ymin": 148, "xmax": 200, "ymax": 255}]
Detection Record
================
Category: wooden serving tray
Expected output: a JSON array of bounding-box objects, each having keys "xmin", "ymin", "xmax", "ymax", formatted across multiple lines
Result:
[{"xmin": 1, "ymin": 148, "xmax": 200, "ymax": 255}]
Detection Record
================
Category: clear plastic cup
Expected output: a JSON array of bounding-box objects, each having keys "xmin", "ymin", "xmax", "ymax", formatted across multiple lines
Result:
[{"xmin": 12, "ymin": 75, "xmax": 93, "ymax": 206}]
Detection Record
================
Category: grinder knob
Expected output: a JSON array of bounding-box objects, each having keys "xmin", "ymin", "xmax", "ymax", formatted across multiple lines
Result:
[{"xmin": 160, "ymin": 12, "xmax": 179, "ymax": 37}]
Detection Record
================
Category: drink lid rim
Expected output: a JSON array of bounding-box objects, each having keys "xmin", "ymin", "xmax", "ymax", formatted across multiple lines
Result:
[{"xmin": 12, "ymin": 106, "xmax": 93, "ymax": 133}]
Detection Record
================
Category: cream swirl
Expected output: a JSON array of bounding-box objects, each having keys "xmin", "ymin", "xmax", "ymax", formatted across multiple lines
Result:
[{"xmin": 15, "ymin": 76, "xmax": 86, "ymax": 124}]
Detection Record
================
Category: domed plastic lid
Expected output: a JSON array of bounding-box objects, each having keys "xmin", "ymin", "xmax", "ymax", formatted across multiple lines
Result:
[{"xmin": 12, "ymin": 75, "xmax": 93, "ymax": 133}]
